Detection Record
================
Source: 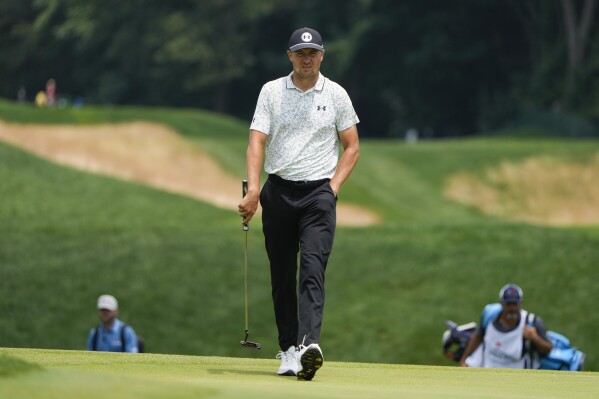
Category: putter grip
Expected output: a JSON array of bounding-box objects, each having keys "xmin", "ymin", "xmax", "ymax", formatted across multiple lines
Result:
[{"xmin": 242, "ymin": 180, "xmax": 249, "ymax": 231}]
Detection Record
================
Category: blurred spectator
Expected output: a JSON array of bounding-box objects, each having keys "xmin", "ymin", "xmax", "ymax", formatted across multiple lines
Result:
[
  {"xmin": 35, "ymin": 90, "xmax": 47, "ymax": 107},
  {"xmin": 86, "ymin": 294, "xmax": 140, "ymax": 353},
  {"xmin": 73, "ymin": 96, "xmax": 85, "ymax": 109},
  {"xmin": 46, "ymin": 79, "xmax": 57, "ymax": 107},
  {"xmin": 405, "ymin": 128, "xmax": 419, "ymax": 144},
  {"xmin": 17, "ymin": 86, "xmax": 27, "ymax": 104}
]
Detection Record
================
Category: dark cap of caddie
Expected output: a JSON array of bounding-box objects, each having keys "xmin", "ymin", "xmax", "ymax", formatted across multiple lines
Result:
[
  {"xmin": 288, "ymin": 27, "xmax": 324, "ymax": 52},
  {"xmin": 499, "ymin": 283, "xmax": 523, "ymax": 304}
]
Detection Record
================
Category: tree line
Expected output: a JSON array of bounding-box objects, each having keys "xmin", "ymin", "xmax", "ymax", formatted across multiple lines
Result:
[{"xmin": 1, "ymin": 0, "xmax": 598, "ymax": 137}]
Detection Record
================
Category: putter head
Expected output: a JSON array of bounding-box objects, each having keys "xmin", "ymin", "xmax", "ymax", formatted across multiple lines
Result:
[
  {"xmin": 240, "ymin": 330, "xmax": 261, "ymax": 349},
  {"xmin": 241, "ymin": 340, "xmax": 261, "ymax": 349}
]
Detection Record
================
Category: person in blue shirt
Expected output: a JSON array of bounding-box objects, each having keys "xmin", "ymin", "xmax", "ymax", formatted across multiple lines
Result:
[{"xmin": 86, "ymin": 294, "xmax": 139, "ymax": 353}]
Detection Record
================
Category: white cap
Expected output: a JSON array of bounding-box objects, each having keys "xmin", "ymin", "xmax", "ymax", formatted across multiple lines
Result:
[{"xmin": 97, "ymin": 294, "xmax": 118, "ymax": 311}]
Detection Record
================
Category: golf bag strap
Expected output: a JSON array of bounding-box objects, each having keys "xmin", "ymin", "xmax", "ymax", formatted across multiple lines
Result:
[
  {"xmin": 121, "ymin": 324, "xmax": 127, "ymax": 352},
  {"xmin": 524, "ymin": 312, "xmax": 536, "ymax": 369},
  {"xmin": 92, "ymin": 326, "xmax": 99, "ymax": 351}
]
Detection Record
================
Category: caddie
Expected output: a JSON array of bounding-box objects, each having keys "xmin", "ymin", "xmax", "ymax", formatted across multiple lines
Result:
[{"xmin": 459, "ymin": 284, "xmax": 553, "ymax": 368}]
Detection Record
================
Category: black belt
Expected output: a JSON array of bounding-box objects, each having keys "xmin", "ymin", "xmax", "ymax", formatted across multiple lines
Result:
[{"xmin": 268, "ymin": 174, "xmax": 330, "ymax": 190}]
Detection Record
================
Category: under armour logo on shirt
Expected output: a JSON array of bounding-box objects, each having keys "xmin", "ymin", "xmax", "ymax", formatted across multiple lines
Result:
[{"xmin": 317, "ymin": 106, "xmax": 326, "ymax": 111}]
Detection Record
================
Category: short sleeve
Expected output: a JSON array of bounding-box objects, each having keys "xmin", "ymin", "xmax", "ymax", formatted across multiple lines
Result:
[
  {"xmin": 477, "ymin": 314, "xmax": 486, "ymax": 337},
  {"xmin": 250, "ymin": 84, "xmax": 271, "ymax": 135},
  {"xmin": 123, "ymin": 326, "xmax": 139, "ymax": 353},
  {"xmin": 335, "ymin": 88, "xmax": 359, "ymax": 132}
]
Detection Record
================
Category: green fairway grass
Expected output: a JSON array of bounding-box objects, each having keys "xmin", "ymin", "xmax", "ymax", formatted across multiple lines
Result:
[
  {"xmin": 1, "ymin": 348, "xmax": 598, "ymax": 399},
  {"xmin": 1, "ymin": 99, "xmax": 598, "ymax": 371}
]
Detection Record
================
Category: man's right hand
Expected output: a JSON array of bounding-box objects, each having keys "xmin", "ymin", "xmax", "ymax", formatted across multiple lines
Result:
[{"xmin": 238, "ymin": 190, "xmax": 259, "ymax": 226}]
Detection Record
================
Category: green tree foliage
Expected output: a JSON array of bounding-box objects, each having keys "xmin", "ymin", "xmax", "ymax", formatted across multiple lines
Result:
[{"xmin": 1, "ymin": 0, "xmax": 598, "ymax": 136}]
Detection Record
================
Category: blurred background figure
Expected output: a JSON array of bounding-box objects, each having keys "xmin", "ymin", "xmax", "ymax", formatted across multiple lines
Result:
[
  {"xmin": 86, "ymin": 294, "xmax": 140, "ymax": 353},
  {"xmin": 405, "ymin": 128, "xmax": 419, "ymax": 144},
  {"xmin": 34, "ymin": 90, "xmax": 47, "ymax": 107},
  {"xmin": 17, "ymin": 86, "xmax": 26, "ymax": 104},
  {"xmin": 45, "ymin": 79, "xmax": 56, "ymax": 107}
]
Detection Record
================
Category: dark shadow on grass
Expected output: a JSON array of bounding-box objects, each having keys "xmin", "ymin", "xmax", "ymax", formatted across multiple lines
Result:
[
  {"xmin": 207, "ymin": 368, "xmax": 279, "ymax": 377},
  {"xmin": 0, "ymin": 354, "xmax": 43, "ymax": 377}
]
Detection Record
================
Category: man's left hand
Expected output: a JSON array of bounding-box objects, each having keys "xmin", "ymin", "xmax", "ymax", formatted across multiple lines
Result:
[{"xmin": 523, "ymin": 326, "xmax": 538, "ymax": 340}]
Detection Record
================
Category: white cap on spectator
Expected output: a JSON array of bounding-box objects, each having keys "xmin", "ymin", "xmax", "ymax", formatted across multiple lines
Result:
[{"xmin": 97, "ymin": 294, "xmax": 118, "ymax": 311}]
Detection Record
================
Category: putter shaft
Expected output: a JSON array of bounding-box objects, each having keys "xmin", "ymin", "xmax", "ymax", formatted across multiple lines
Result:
[{"xmin": 240, "ymin": 179, "xmax": 260, "ymax": 349}]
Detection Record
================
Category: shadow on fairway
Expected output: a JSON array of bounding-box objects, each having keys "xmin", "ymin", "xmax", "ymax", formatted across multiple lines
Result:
[{"xmin": 207, "ymin": 368, "xmax": 276, "ymax": 377}]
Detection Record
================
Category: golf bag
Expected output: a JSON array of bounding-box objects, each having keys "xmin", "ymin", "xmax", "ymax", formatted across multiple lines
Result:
[
  {"xmin": 443, "ymin": 303, "xmax": 585, "ymax": 371},
  {"xmin": 442, "ymin": 303, "xmax": 502, "ymax": 363},
  {"xmin": 539, "ymin": 331, "xmax": 585, "ymax": 371},
  {"xmin": 442, "ymin": 321, "xmax": 477, "ymax": 362}
]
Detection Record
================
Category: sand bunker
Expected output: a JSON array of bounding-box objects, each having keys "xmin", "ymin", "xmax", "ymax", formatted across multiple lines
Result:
[
  {"xmin": 444, "ymin": 155, "xmax": 599, "ymax": 226},
  {"xmin": 0, "ymin": 120, "xmax": 379, "ymax": 227}
]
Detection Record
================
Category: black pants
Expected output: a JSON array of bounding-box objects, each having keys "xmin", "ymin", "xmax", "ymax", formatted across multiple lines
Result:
[{"xmin": 260, "ymin": 174, "xmax": 337, "ymax": 350}]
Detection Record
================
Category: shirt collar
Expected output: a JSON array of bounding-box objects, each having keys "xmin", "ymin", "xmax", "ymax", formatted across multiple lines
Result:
[
  {"xmin": 286, "ymin": 72, "xmax": 325, "ymax": 92},
  {"xmin": 104, "ymin": 318, "xmax": 122, "ymax": 333}
]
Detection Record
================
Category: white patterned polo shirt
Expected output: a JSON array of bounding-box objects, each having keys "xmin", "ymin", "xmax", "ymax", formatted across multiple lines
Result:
[{"xmin": 250, "ymin": 72, "xmax": 359, "ymax": 181}]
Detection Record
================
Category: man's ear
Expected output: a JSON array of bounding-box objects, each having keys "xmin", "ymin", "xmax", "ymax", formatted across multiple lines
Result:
[{"xmin": 287, "ymin": 50, "xmax": 293, "ymax": 62}]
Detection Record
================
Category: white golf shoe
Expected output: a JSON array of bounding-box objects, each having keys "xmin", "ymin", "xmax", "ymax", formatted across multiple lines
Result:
[
  {"xmin": 276, "ymin": 346, "xmax": 299, "ymax": 376},
  {"xmin": 297, "ymin": 343, "xmax": 324, "ymax": 381}
]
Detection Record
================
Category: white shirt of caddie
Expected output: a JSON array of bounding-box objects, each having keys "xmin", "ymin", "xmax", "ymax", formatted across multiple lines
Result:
[
  {"xmin": 250, "ymin": 72, "xmax": 359, "ymax": 181},
  {"xmin": 482, "ymin": 310, "xmax": 528, "ymax": 368}
]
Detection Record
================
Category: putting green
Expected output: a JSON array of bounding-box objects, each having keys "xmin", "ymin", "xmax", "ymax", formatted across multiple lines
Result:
[{"xmin": 1, "ymin": 348, "xmax": 597, "ymax": 399}]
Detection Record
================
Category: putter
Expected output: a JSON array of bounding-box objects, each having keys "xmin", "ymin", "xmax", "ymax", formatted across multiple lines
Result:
[{"xmin": 240, "ymin": 179, "xmax": 261, "ymax": 350}]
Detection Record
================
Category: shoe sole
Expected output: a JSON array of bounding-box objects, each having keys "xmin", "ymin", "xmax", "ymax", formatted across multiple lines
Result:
[{"xmin": 297, "ymin": 347, "xmax": 323, "ymax": 381}]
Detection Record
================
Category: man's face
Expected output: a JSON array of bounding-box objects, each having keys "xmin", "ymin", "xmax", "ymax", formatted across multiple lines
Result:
[
  {"xmin": 287, "ymin": 48, "xmax": 324, "ymax": 79},
  {"xmin": 98, "ymin": 308, "xmax": 117, "ymax": 324},
  {"xmin": 502, "ymin": 302, "xmax": 521, "ymax": 321}
]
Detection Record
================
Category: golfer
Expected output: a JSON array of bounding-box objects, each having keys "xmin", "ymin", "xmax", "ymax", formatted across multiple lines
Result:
[{"xmin": 238, "ymin": 27, "xmax": 360, "ymax": 380}]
